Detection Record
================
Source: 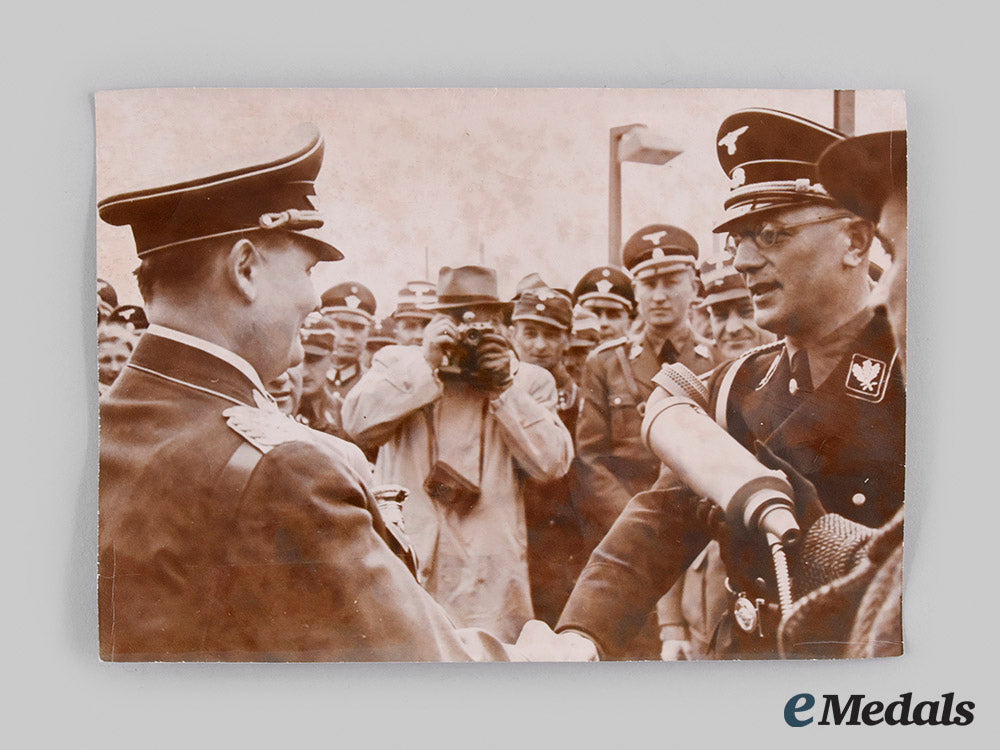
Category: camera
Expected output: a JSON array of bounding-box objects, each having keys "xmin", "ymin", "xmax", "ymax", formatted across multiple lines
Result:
[{"xmin": 437, "ymin": 321, "xmax": 505, "ymax": 387}]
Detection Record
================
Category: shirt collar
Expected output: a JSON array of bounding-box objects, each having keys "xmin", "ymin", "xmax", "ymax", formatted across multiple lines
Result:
[
  {"xmin": 784, "ymin": 306, "xmax": 875, "ymax": 388},
  {"xmin": 146, "ymin": 324, "xmax": 271, "ymax": 398}
]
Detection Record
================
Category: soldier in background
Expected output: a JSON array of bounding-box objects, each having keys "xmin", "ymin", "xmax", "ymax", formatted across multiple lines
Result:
[
  {"xmin": 562, "ymin": 307, "xmax": 601, "ymax": 386},
  {"xmin": 266, "ymin": 363, "xmax": 305, "ymax": 417},
  {"xmin": 510, "ymin": 287, "xmax": 591, "ymax": 626},
  {"xmin": 364, "ymin": 317, "xmax": 397, "ymax": 368},
  {"xmin": 97, "ymin": 278, "xmax": 118, "ymax": 325},
  {"xmin": 571, "ymin": 265, "xmax": 635, "ymax": 343},
  {"xmin": 319, "ymin": 282, "xmax": 375, "ymax": 444},
  {"xmin": 392, "ymin": 280, "xmax": 436, "ymax": 347},
  {"xmin": 97, "ymin": 321, "xmax": 135, "ymax": 395},
  {"xmin": 296, "ymin": 313, "xmax": 338, "ymax": 433},
  {"xmin": 575, "ymin": 225, "xmax": 715, "ymax": 540}
]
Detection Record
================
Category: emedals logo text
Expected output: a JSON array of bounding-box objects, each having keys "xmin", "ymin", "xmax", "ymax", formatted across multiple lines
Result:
[{"xmin": 784, "ymin": 693, "xmax": 975, "ymax": 727}]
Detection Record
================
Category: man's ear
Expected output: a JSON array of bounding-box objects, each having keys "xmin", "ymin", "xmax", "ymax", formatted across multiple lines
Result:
[
  {"xmin": 225, "ymin": 239, "xmax": 262, "ymax": 303},
  {"xmin": 842, "ymin": 218, "xmax": 875, "ymax": 268}
]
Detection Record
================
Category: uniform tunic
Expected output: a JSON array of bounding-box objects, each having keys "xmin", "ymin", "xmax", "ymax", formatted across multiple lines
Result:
[
  {"xmin": 99, "ymin": 330, "xmax": 516, "ymax": 661},
  {"xmin": 558, "ymin": 308, "xmax": 904, "ymax": 658},
  {"xmin": 574, "ymin": 325, "xmax": 715, "ymax": 542},
  {"xmin": 341, "ymin": 345, "xmax": 573, "ymax": 642}
]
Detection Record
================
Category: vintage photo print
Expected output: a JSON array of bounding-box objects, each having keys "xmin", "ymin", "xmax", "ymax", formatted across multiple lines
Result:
[{"xmin": 96, "ymin": 88, "xmax": 906, "ymax": 662}]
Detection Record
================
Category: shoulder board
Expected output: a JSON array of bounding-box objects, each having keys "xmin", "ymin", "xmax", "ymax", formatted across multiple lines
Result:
[
  {"xmin": 223, "ymin": 404, "xmax": 321, "ymax": 454},
  {"xmin": 592, "ymin": 336, "xmax": 628, "ymax": 355}
]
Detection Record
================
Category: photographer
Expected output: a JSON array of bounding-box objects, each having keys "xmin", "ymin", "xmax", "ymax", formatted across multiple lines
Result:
[{"xmin": 342, "ymin": 265, "xmax": 573, "ymax": 641}]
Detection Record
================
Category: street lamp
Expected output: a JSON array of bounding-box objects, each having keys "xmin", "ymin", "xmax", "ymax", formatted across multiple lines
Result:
[{"xmin": 609, "ymin": 124, "xmax": 683, "ymax": 266}]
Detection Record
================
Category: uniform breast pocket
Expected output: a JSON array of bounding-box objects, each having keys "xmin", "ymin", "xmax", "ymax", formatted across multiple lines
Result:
[{"xmin": 608, "ymin": 392, "xmax": 642, "ymax": 445}]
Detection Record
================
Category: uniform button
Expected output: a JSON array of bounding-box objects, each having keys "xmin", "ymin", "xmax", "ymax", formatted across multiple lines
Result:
[
  {"xmin": 852, "ymin": 493, "xmax": 866, "ymax": 506},
  {"xmin": 788, "ymin": 378, "xmax": 798, "ymax": 395},
  {"xmin": 612, "ymin": 396, "xmax": 622, "ymax": 405}
]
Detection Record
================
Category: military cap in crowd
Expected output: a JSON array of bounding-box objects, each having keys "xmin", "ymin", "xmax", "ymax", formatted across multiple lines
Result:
[
  {"xmin": 817, "ymin": 130, "xmax": 907, "ymax": 223},
  {"xmin": 568, "ymin": 307, "xmax": 602, "ymax": 349},
  {"xmin": 108, "ymin": 304, "xmax": 149, "ymax": 331},
  {"xmin": 97, "ymin": 278, "xmax": 118, "ymax": 309},
  {"xmin": 511, "ymin": 287, "xmax": 573, "ymax": 331},
  {"xmin": 367, "ymin": 317, "xmax": 398, "ymax": 351},
  {"xmin": 392, "ymin": 280, "xmax": 437, "ymax": 320},
  {"xmin": 698, "ymin": 253, "xmax": 750, "ymax": 308},
  {"xmin": 98, "ymin": 126, "xmax": 342, "ymax": 262},
  {"xmin": 572, "ymin": 266, "xmax": 635, "ymax": 311},
  {"xmin": 713, "ymin": 108, "xmax": 846, "ymax": 233},
  {"xmin": 321, "ymin": 282, "xmax": 377, "ymax": 324},
  {"xmin": 300, "ymin": 312, "xmax": 336, "ymax": 355},
  {"xmin": 513, "ymin": 272, "xmax": 573, "ymax": 305},
  {"xmin": 426, "ymin": 265, "xmax": 510, "ymax": 311},
  {"xmin": 621, "ymin": 224, "xmax": 699, "ymax": 280}
]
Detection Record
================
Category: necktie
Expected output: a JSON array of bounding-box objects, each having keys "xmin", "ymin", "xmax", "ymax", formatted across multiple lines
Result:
[
  {"xmin": 658, "ymin": 339, "xmax": 680, "ymax": 365},
  {"xmin": 789, "ymin": 350, "xmax": 813, "ymax": 395}
]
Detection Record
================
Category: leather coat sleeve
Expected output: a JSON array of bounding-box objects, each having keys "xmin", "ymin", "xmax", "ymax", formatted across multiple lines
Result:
[
  {"xmin": 556, "ymin": 484, "xmax": 711, "ymax": 659},
  {"xmin": 341, "ymin": 346, "xmax": 442, "ymax": 449},
  {"xmin": 489, "ymin": 363, "xmax": 573, "ymax": 482},
  {"xmin": 214, "ymin": 439, "xmax": 517, "ymax": 661}
]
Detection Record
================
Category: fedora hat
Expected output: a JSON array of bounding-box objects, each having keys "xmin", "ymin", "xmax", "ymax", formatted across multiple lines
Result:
[{"xmin": 425, "ymin": 266, "xmax": 510, "ymax": 311}]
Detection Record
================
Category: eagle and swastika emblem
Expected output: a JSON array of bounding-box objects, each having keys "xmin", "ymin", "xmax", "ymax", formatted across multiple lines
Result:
[{"xmin": 845, "ymin": 353, "xmax": 889, "ymax": 401}]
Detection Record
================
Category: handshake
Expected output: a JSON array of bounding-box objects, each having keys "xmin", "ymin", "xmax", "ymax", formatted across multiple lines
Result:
[{"xmin": 512, "ymin": 620, "xmax": 599, "ymax": 662}]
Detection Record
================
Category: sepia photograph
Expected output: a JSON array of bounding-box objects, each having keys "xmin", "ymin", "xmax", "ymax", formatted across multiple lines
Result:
[{"xmin": 95, "ymin": 88, "xmax": 907, "ymax": 663}]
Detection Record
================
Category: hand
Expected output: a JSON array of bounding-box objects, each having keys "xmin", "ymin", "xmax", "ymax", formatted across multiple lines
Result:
[
  {"xmin": 660, "ymin": 639, "xmax": 695, "ymax": 661},
  {"xmin": 422, "ymin": 314, "xmax": 459, "ymax": 370},
  {"xmin": 514, "ymin": 620, "xmax": 599, "ymax": 662},
  {"xmin": 475, "ymin": 331, "xmax": 514, "ymax": 392}
]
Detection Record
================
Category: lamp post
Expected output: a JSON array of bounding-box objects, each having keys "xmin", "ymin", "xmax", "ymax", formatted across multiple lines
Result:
[{"xmin": 609, "ymin": 124, "xmax": 683, "ymax": 266}]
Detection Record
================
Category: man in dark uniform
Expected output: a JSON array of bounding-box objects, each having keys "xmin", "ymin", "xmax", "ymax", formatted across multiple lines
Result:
[
  {"xmin": 97, "ymin": 127, "xmax": 550, "ymax": 661},
  {"xmin": 556, "ymin": 109, "xmax": 905, "ymax": 660},
  {"xmin": 391, "ymin": 280, "xmax": 436, "ymax": 347},
  {"xmin": 295, "ymin": 312, "xmax": 338, "ymax": 432},
  {"xmin": 510, "ymin": 287, "xmax": 590, "ymax": 626},
  {"xmin": 574, "ymin": 225, "xmax": 715, "ymax": 538},
  {"xmin": 571, "ymin": 265, "xmax": 635, "ymax": 343},
  {"xmin": 317, "ymin": 281, "xmax": 375, "ymax": 447}
]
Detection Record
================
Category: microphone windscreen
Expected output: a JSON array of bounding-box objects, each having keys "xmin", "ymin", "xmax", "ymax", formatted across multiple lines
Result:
[{"xmin": 796, "ymin": 513, "xmax": 876, "ymax": 595}]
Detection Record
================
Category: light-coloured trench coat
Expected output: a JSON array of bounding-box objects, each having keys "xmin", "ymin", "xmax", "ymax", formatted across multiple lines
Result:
[{"xmin": 342, "ymin": 345, "xmax": 573, "ymax": 641}]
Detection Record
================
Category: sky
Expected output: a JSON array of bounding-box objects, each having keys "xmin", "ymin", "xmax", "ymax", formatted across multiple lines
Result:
[{"xmin": 96, "ymin": 88, "xmax": 905, "ymax": 311}]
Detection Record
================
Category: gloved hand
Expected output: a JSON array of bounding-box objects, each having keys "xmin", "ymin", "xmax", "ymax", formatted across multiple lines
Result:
[{"xmin": 752, "ymin": 441, "xmax": 824, "ymax": 530}]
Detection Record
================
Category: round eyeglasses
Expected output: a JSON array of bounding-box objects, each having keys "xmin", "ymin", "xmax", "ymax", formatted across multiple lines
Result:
[{"xmin": 727, "ymin": 212, "xmax": 853, "ymax": 250}]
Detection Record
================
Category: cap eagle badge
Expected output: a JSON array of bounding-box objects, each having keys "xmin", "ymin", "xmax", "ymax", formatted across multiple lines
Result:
[{"xmin": 718, "ymin": 125, "xmax": 749, "ymax": 156}]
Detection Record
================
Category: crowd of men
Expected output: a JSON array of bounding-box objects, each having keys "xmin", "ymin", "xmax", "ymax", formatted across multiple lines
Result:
[{"xmin": 96, "ymin": 107, "xmax": 907, "ymax": 661}]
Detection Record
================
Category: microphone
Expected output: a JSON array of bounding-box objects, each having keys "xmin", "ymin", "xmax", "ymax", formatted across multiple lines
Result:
[{"xmin": 640, "ymin": 363, "xmax": 801, "ymax": 547}]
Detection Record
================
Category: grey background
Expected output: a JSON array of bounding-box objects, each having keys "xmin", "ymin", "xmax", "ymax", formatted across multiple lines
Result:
[{"xmin": 4, "ymin": 0, "xmax": 995, "ymax": 746}]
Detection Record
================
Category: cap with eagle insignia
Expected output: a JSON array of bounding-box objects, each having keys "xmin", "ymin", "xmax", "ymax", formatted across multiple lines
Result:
[
  {"xmin": 300, "ymin": 312, "xmax": 336, "ymax": 355},
  {"xmin": 392, "ymin": 280, "xmax": 437, "ymax": 320},
  {"xmin": 511, "ymin": 287, "xmax": 573, "ymax": 331},
  {"xmin": 573, "ymin": 266, "xmax": 635, "ymax": 310},
  {"xmin": 320, "ymin": 282, "xmax": 377, "ymax": 324},
  {"xmin": 698, "ymin": 253, "xmax": 750, "ymax": 308},
  {"xmin": 98, "ymin": 125, "xmax": 342, "ymax": 262},
  {"xmin": 621, "ymin": 225, "xmax": 699, "ymax": 280},
  {"xmin": 713, "ymin": 108, "xmax": 847, "ymax": 234}
]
